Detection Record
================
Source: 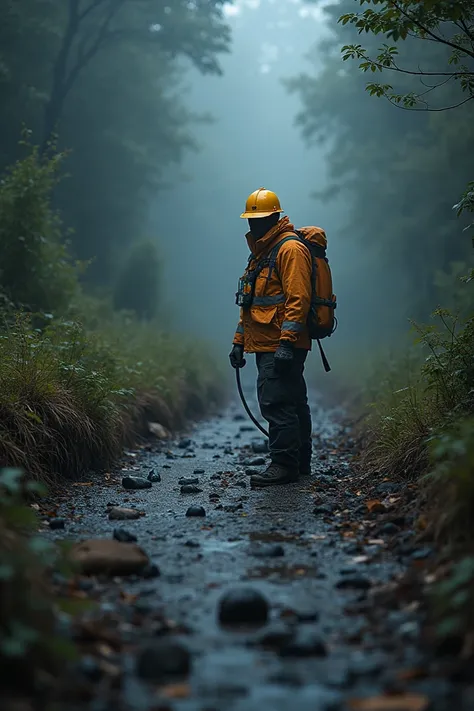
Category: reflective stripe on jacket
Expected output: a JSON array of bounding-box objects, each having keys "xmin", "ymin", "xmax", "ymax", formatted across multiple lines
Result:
[{"xmin": 233, "ymin": 216, "xmax": 312, "ymax": 353}]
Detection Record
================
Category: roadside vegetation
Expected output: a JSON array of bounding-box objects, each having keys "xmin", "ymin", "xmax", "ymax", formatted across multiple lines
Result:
[{"xmin": 293, "ymin": 0, "xmax": 474, "ymax": 649}]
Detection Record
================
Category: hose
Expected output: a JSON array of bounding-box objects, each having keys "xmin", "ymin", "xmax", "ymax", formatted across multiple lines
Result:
[{"xmin": 235, "ymin": 367, "xmax": 269, "ymax": 438}]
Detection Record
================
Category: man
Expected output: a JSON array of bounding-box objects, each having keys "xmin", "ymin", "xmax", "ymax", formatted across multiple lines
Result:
[{"xmin": 230, "ymin": 188, "xmax": 313, "ymax": 487}]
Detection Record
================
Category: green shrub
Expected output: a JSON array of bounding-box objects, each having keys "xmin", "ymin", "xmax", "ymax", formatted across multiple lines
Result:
[
  {"xmin": 0, "ymin": 469, "xmax": 65, "ymax": 692},
  {"xmin": 425, "ymin": 417, "xmax": 474, "ymax": 544},
  {"xmin": 113, "ymin": 239, "xmax": 160, "ymax": 320},
  {"xmin": 0, "ymin": 137, "xmax": 80, "ymax": 313},
  {"xmin": 363, "ymin": 309, "xmax": 474, "ymax": 478}
]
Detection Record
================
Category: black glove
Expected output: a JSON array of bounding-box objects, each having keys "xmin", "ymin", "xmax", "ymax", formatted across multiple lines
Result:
[
  {"xmin": 229, "ymin": 344, "xmax": 246, "ymax": 369},
  {"xmin": 274, "ymin": 340, "xmax": 294, "ymax": 375}
]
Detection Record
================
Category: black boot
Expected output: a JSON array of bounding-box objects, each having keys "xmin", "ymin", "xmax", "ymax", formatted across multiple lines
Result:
[{"xmin": 250, "ymin": 463, "xmax": 299, "ymax": 488}]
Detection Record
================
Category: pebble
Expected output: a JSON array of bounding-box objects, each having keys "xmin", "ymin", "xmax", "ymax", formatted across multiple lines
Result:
[
  {"xmin": 252, "ymin": 544, "xmax": 285, "ymax": 558},
  {"xmin": 218, "ymin": 588, "xmax": 269, "ymax": 625},
  {"xmin": 122, "ymin": 476, "xmax": 152, "ymax": 490},
  {"xmin": 141, "ymin": 563, "xmax": 160, "ymax": 579},
  {"xmin": 186, "ymin": 506, "xmax": 206, "ymax": 517},
  {"xmin": 136, "ymin": 639, "xmax": 191, "ymax": 681},
  {"xmin": 223, "ymin": 503, "xmax": 243, "ymax": 513},
  {"xmin": 185, "ymin": 540, "xmax": 200, "ymax": 548},
  {"xmin": 379, "ymin": 522, "xmax": 400, "ymax": 536},
  {"xmin": 244, "ymin": 457, "xmax": 266, "ymax": 466},
  {"xmin": 147, "ymin": 469, "xmax": 161, "ymax": 483},
  {"xmin": 180, "ymin": 484, "xmax": 203, "ymax": 494},
  {"xmin": 108, "ymin": 507, "xmax": 141, "ymax": 520},
  {"xmin": 178, "ymin": 438, "xmax": 192, "ymax": 449},
  {"xmin": 251, "ymin": 439, "xmax": 269, "ymax": 454},
  {"xmin": 179, "ymin": 477, "xmax": 199, "ymax": 486},
  {"xmin": 250, "ymin": 622, "xmax": 294, "ymax": 649},
  {"xmin": 316, "ymin": 474, "xmax": 337, "ymax": 488},
  {"xmin": 336, "ymin": 576, "xmax": 372, "ymax": 591},
  {"xmin": 193, "ymin": 469, "xmax": 205, "ymax": 474},
  {"xmin": 279, "ymin": 625, "xmax": 328, "ymax": 657},
  {"xmin": 49, "ymin": 518, "xmax": 65, "ymax": 530},
  {"xmin": 313, "ymin": 504, "xmax": 335, "ymax": 516},
  {"xmin": 113, "ymin": 528, "xmax": 137, "ymax": 543}
]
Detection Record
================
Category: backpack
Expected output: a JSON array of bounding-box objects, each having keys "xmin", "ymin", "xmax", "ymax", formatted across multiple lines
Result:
[{"xmin": 268, "ymin": 227, "xmax": 337, "ymax": 371}]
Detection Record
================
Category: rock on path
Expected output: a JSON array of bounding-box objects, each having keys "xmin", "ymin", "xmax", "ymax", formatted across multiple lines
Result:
[{"xmin": 47, "ymin": 390, "xmax": 468, "ymax": 711}]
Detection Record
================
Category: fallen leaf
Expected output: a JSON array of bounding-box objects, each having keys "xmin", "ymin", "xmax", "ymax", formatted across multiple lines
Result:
[
  {"xmin": 349, "ymin": 693, "xmax": 429, "ymax": 711},
  {"xmin": 72, "ymin": 482, "xmax": 93, "ymax": 487},
  {"xmin": 366, "ymin": 499, "xmax": 387, "ymax": 514},
  {"xmin": 367, "ymin": 539, "xmax": 385, "ymax": 546},
  {"xmin": 351, "ymin": 556, "xmax": 369, "ymax": 564},
  {"xmin": 160, "ymin": 683, "xmax": 190, "ymax": 699}
]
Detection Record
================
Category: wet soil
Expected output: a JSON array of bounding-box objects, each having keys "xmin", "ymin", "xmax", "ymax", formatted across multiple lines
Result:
[{"xmin": 42, "ymin": 389, "xmax": 473, "ymax": 711}]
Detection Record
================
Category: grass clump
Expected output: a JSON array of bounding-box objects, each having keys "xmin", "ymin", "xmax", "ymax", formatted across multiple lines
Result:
[{"xmin": 362, "ymin": 309, "xmax": 474, "ymax": 480}]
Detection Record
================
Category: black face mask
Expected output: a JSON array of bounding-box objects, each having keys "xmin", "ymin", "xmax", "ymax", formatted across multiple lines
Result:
[{"xmin": 248, "ymin": 213, "xmax": 280, "ymax": 240}]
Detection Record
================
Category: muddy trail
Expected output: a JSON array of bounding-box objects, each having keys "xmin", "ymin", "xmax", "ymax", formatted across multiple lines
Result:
[{"xmin": 45, "ymin": 389, "xmax": 469, "ymax": 711}]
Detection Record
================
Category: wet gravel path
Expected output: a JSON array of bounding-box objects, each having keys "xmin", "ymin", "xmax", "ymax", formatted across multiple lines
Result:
[{"xmin": 47, "ymin": 390, "xmax": 469, "ymax": 711}]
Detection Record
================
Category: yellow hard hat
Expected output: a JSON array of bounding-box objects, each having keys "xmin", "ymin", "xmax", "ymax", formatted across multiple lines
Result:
[{"xmin": 240, "ymin": 187, "xmax": 284, "ymax": 219}]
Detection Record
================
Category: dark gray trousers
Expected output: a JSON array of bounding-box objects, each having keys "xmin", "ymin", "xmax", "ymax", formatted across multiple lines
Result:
[{"xmin": 256, "ymin": 350, "xmax": 312, "ymax": 471}]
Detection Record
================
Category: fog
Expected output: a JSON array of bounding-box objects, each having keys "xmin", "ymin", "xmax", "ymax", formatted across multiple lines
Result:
[{"xmin": 155, "ymin": 0, "xmax": 339, "ymax": 357}]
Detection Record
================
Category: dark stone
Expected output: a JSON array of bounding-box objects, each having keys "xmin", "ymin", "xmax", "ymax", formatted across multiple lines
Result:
[
  {"xmin": 336, "ymin": 576, "xmax": 372, "ymax": 591},
  {"xmin": 223, "ymin": 447, "xmax": 233, "ymax": 455},
  {"xmin": 250, "ymin": 622, "xmax": 294, "ymax": 649},
  {"xmin": 378, "ymin": 522, "xmax": 400, "ymax": 536},
  {"xmin": 202, "ymin": 442, "xmax": 216, "ymax": 449},
  {"xmin": 252, "ymin": 544, "xmax": 285, "ymax": 558},
  {"xmin": 193, "ymin": 469, "xmax": 205, "ymax": 474},
  {"xmin": 316, "ymin": 475, "xmax": 337, "ymax": 488},
  {"xmin": 141, "ymin": 563, "xmax": 160, "ymax": 579},
  {"xmin": 185, "ymin": 540, "xmax": 200, "ymax": 548},
  {"xmin": 163, "ymin": 464, "xmax": 171, "ymax": 469},
  {"xmin": 166, "ymin": 452, "xmax": 177, "ymax": 460},
  {"xmin": 234, "ymin": 479, "xmax": 247, "ymax": 488},
  {"xmin": 122, "ymin": 476, "xmax": 152, "ymax": 490},
  {"xmin": 49, "ymin": 518, "xmax": 65, "ymax": 530},
  {"xmin": 223, "ymin": 503, "xmax": 243, "ymax": 513},
  {"xmin": 376, "ymin": 482, "xmax": 401, "ymax": 494},
  {"xmin": 178, "ymin": 438, "xmax": 192, "ymax": 449},
  {"xmin": 313, "ymin": 504, "xmax": 335, "ymax": 516},
  {"xmin": 233, "ymin": 414, "xmax": 245, "ymax": 421},
  {"xmin": 113, "ymin": 528, "xmax": 137, "ymax": 543},
  {"xmin": 136, "ymin": 639, "xmax": 191, "ymax": 681},
  {"xmin": 245, "ymin": 457, "xmax": 266, "ymax": 466},
  {"xmin": 239, "ymin": 425, "xmax": 254, "ymax": 432},
  {"xmin": 218, "ymin": 588, "xmax": 269, "ymax": 626},
  {"xmin": 178, "ymin": 477, "xmax": 199, "ymax": 486},
  {"xmin": 279, "ymin": 625, "xmax": 327, "ymax": 657},
  {"xmin": 180, "ymin": 484, "xmax": 203, "ymax": 494},
  {"xmin": 251, "ymin": 440, "xmax": 269, "ymax": 454},
  {"xmin": 147, "ymin": 469, "xmax": 161, "ymax": 483},
  {"xmin": 210, "ymin": 473, "xmax": 221, "ymax": 480},
  {"xmin": 186, "ymin": 506, "xmax": 206, "ymax": 517}
]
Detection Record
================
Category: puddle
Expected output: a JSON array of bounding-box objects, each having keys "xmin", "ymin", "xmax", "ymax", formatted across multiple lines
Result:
[
  {"xmin": 245, "ymin": 565, "xmax": 318, "ymax": 580},
  {"xmin": 201, "ymin": 539, "xmax": 244, "ymax": 554}
]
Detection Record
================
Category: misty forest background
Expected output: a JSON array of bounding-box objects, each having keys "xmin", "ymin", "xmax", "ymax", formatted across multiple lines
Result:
[
  {"xmin": 0, "ymin": 0, "xmax": 473, "ymax": 483},
  {"xmin": 1, "ymin": 0, "xmax": 474, "ymax": 676}
]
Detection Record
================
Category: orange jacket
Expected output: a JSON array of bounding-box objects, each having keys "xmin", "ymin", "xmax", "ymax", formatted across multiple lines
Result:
[{"xmin": 233, "ymin": 216, "xmax": 312, "ymax": 353}]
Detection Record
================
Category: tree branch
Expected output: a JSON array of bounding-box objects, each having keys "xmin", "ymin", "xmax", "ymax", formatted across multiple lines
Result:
[
  {"xmin": 385, "ymin": 93, "xmax": 474, "ymax": 112},
  {"xmin": 390, "ymin": 0, "xmax": 474, "ymax": 61},
  {"xmin": 78, "ymin": 0, "xmax": 109, "ymax": 22},
  {"xmin": 64, "ymin": 0, "xmax": 126, "ymax": 98}
]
